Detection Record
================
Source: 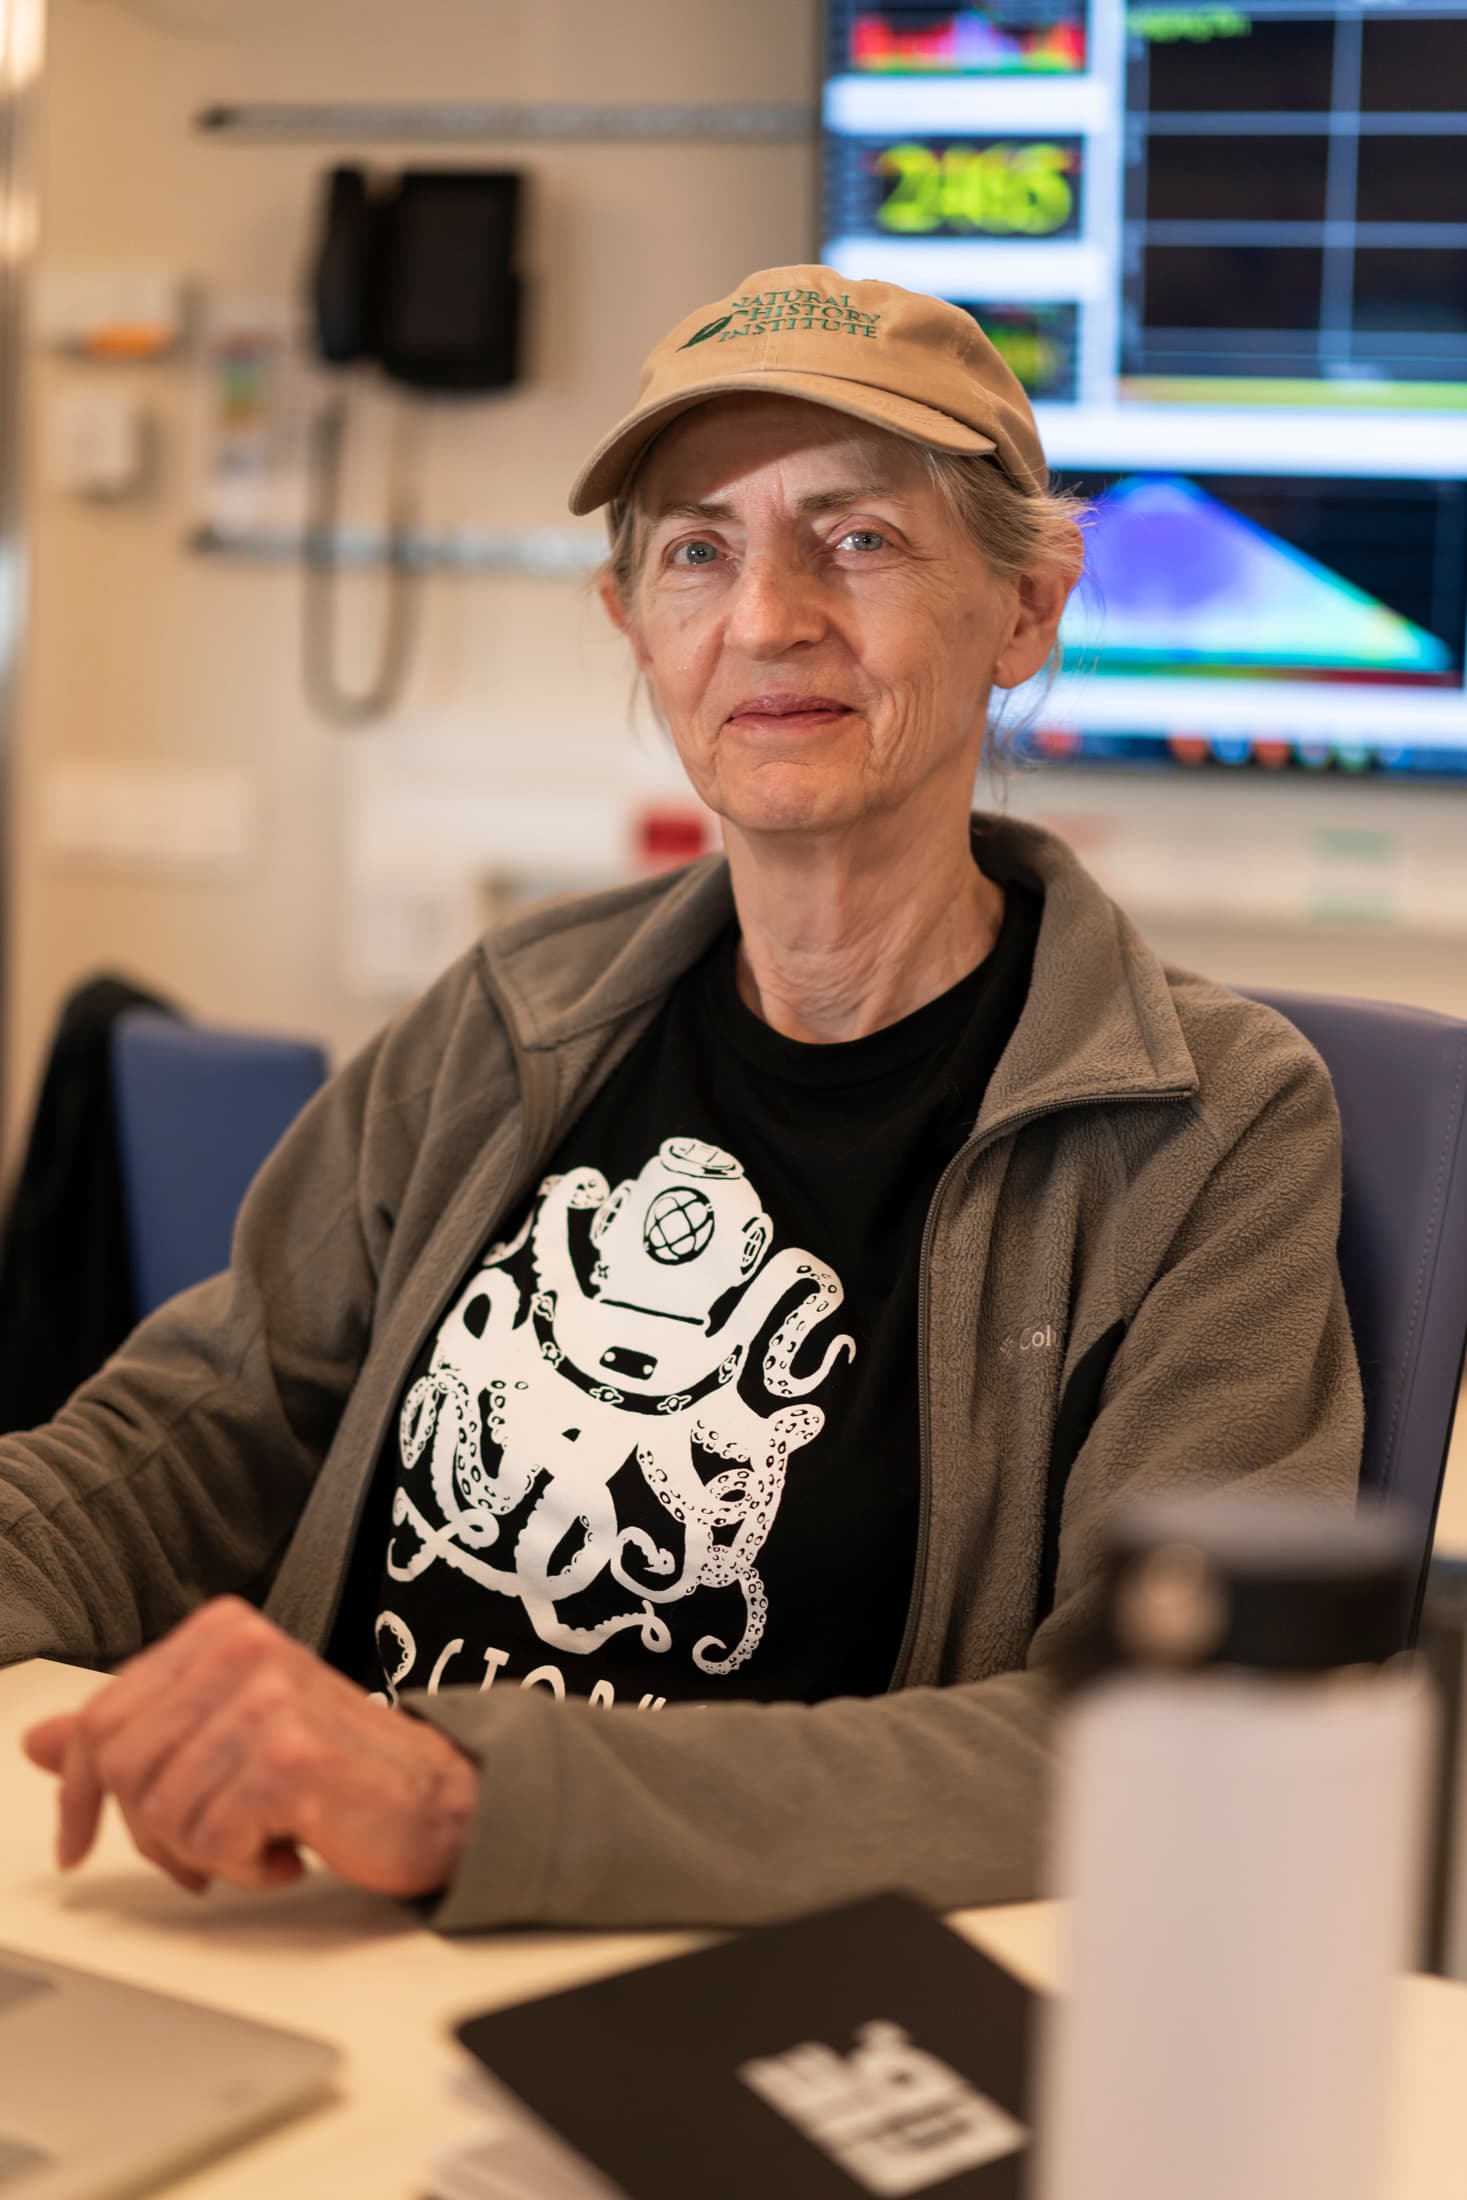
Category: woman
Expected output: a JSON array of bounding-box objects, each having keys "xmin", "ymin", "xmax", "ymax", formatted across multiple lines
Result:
[{"xmin": 12, "ymin": 266, "xmax": 1360, "ymax": 1926}]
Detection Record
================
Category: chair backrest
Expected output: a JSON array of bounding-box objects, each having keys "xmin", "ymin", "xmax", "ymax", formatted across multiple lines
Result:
[
  {"xmin": 1241, "ymin": 988, "xmax": 1467, "ymax": 1639},
  {"xmin": 111, "ymin": 1011, "xmax": 329, "ymax": 1318}
]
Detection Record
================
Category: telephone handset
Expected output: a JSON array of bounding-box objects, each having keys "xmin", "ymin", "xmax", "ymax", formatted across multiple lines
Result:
[
  {"xmin": 309, "ymin": 164, "xmax": 523, "ymax": 391},
  {"xmin": 302, "ymin": 165, "xmax": 524, "ymax": 726}
]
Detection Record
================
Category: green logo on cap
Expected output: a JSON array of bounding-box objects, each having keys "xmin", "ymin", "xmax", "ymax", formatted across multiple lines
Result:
[
  {"xmin": 679, "ymin": 314, "xmax": 737, "ymax": 349},
  {"xmin": 679, "ymin": 291, "xmax": 880, "ymax": 347}
]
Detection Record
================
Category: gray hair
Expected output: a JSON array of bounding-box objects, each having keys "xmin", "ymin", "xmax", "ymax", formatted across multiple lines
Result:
[{"xmin": 913, "ymin": 446, "xmax": 1087, "ymax": 588}]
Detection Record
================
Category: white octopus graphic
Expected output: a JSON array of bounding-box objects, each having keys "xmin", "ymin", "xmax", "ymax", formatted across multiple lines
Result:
[{"xmin": 390, "ymin": 1137, "xmax": 855, "ymax": 1675}]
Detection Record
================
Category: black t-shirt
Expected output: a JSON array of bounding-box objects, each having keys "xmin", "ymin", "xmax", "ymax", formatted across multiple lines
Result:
[{"xmin": 331, "ymin": 880, "xmax": 1040, "ymax": 1711}]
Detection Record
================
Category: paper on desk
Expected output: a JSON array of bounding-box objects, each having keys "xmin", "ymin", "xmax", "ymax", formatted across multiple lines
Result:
[{"xmin": 430, "ymin": 2064, "xmax": 625, "ymax": 2200}]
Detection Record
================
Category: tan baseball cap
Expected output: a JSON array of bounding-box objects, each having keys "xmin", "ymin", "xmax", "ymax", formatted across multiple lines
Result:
[{"xmin": 568, "ymin": 262, "xmax": 1049, "ymax": 517}]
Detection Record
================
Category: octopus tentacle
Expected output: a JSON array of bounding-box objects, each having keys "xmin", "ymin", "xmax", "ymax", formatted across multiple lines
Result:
[
  {"xmin": 517, "ymin": 1590, "xmax": 674, "ymax": 1658},
  {"xmin": 762, "ymin": 1262, "xmax": 856, "ymax": 1398},
  {"xmin": 694, "ymin": 1566, "xmax": 769, "ymax": 1675},
  {"xmin": 399, "ymin": 1368, "xmax": 467, "ymax": 1471},
  {"xmin": 388, "ymin": 1485, "xmax": 520, "ymax": 1594},
  {"xmin": 530, "ymin": 1167, "xmax": 610, "ymax": 1306},
  {"xmin": 612, "ymin": 1441, "xmax": 716, "ymax": 1601},
  {"xmin": 701, "ymin": 1246, "xmax": 854, "ymax": 1391},
  {"xmin": 480, "ymin": 1197, "xmax": 537, "ymax": 1269}
]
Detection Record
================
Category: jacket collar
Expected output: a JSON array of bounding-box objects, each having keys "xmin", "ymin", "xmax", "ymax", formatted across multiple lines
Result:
[
  {"xmin": 481, "ymin": 812, "xmax": 1200, "ymax": 1121},
  {"xmin": 969, "ymin": 813, "xmax": 1199, "ymax": 1131}
]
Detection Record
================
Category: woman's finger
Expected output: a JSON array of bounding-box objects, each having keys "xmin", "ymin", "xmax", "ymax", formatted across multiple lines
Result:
[
  {"xmin": 56, "ymin": 1727, "xmax": 106, "ymax": 1870},
  {"xmin": 21, "ymin": 1713, "xmax": 78, "ymax": 1774},
  {"xmin": 128, "ymin": 1687, "xmax": 295, "ymax": 1888},
  {"xmin": 112, "ymin": 1794, "xmax": 211, "ymax": 1894}
]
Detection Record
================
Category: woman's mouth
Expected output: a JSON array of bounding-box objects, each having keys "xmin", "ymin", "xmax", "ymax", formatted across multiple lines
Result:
[{"xmin": 724, "ymin": 695, "xmax": 852, "ymax": 731}]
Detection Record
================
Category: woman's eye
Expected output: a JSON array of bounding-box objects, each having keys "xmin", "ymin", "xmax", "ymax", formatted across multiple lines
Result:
[
  {"xmin": 671, "ymin": 538, "xmax": 721, "ymax": 566},
  {"xmin": 838, "ymin": 528, "xmax": 888, "ymax": 552}
]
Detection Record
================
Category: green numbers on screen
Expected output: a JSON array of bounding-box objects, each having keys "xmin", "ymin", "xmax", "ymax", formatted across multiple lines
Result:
[{"xmin": 875, "ymin": 142, "xmax": 1076, "ymax": 237}]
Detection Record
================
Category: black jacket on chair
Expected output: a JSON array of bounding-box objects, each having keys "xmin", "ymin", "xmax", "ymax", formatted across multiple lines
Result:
[{"xmin": 0, "ymin": 975, "xmax": 176, "ymax": 1433}]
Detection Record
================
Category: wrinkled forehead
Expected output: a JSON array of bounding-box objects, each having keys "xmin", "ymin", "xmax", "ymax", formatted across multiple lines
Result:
[{"xmin": 633, "ymin": 392, "xmax": 928, "ymax": 521}]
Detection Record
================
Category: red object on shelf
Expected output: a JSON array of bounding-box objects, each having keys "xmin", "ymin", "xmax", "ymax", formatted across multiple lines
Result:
[{"xmin": 633, "ymin": 805, "xmax": 713, "ymax": 871}]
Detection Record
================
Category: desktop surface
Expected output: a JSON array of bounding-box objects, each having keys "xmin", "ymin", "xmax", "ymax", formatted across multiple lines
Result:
[{"xmin": 3, "ymin": 1657, "xmax": 1465, "ymax": 2200}]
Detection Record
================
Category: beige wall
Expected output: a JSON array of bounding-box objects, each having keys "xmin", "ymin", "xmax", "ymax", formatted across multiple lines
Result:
[
  {"xmin": 11, "ymin": 0, "xmax": 1467, "ymax": 1529},
  {"xmin": 11, "ymin": 0, "xmax": 819, "ymax": 1135}
]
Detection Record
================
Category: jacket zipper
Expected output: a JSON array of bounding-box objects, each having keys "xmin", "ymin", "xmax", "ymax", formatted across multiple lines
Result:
[{"xmin": 886, "ymin": 1081, "xmax": 1195, "ymax": 1693}]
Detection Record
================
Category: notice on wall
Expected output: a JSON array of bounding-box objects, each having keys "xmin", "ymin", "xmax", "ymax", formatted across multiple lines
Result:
[
  {"xmin": 195, "ymin": 297, "xmax": 321, "ymax": 543},
  {"xmin": 339, "ymin": 722, "xmax": 711, "ymax": 1002}
]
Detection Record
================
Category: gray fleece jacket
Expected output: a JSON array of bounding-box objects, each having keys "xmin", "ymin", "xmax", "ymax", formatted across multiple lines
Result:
[{"xmin": 0, "ymin": 815, "xmax": 1361, "ymax": 1930}]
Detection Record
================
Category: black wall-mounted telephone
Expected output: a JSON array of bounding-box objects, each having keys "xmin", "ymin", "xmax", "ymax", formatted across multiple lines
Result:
[
  {"xmin": 301, "ymin": 164, "xmax": 525, "ymax": 726},
  {"xmin": 310, "ymin": 165, "xmax": 523, "ymax": 391}
]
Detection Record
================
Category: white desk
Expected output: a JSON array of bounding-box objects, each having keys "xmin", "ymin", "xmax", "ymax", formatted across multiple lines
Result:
[
  {"xmin": 1433, "ymin": 1395, "xmax": 1467, "ymax": 1559},
  {"xmin": 4, "ymin": 1658, "xmax": 1467, "ymax": 2199}
]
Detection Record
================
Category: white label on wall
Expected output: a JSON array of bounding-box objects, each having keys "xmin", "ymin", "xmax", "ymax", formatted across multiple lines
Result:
[{"xmin": 42, "ymin": 761, "xmax": 257, "ymax": 878}]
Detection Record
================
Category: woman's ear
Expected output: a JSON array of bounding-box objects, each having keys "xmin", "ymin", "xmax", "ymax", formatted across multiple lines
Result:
[
  {"xmin": 598, "ymin": 572, "xmax": 652, "ymax": 675},
  {"xmin": 597, "ymin": 570, "xmax": 629, "ymax": 635},
  {"xmin": 992, "ymin": 550, "xmax": 1079, "ymax": 691}
]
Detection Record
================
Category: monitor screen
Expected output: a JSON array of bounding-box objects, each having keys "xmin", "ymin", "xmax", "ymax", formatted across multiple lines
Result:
[{"xmin": 820, "ymin": 0, "xmax": 1467, "ymax": 776}]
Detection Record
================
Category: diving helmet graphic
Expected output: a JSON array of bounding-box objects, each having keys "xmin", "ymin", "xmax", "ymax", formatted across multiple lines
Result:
[
  {"xmin": 589, "ymin": 1138, "xmax": 771, "ymax": 1323},
  {"xmin": 542, "ymin": 1139, "xmax": 773, "ymax": 1397}
]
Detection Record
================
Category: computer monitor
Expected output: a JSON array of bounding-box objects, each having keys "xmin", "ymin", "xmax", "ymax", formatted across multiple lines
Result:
[{"xmin": 820, "ymin": 0, "xmax": 1467, "ymax": 777}]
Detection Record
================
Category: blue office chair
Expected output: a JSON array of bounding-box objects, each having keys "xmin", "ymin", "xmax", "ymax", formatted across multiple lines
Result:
[
  {"xmin": 111, "ymin": 1011, "xmax": 329, "ymax": 1318},
  {"xmin": 1241, "ymin": 990, "xmax": 1467, "ymax": 1640}
]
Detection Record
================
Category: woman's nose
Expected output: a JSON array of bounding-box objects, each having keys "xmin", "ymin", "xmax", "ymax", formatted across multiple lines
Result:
[{"xmin": 723, "ymin": 554, "xmax": 828, "ymax": 656}]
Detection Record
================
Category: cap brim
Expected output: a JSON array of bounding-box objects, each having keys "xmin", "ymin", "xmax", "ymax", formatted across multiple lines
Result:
[{"xmin": 568, "ymin": 370, "xmax": 997, "ymax": 516}]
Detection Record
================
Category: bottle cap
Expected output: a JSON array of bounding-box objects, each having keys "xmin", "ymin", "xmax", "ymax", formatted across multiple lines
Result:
[{"xmin": 1071, "ymin": 1495, "xmax": 1415, "ymax": 1683}]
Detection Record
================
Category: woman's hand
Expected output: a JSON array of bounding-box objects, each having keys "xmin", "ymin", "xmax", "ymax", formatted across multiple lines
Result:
[{"xmin": 20, "ymin": 1597, "xmax": 479, "ymax": 1899}]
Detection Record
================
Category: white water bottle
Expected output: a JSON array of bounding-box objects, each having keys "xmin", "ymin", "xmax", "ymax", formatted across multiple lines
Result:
[{"xmin": 1037, "ymin": 1496, "xmax": 1434, "ymax": 2200}]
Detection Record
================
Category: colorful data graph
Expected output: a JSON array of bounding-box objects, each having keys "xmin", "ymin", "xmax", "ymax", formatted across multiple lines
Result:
[
  {"xmin": 1069, "ymin": 477, "xmax": 1455, "ymax": 680},
  {"xmin": 851, "ymin": 7, "xmax": 1086, "ymax": 74}
]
